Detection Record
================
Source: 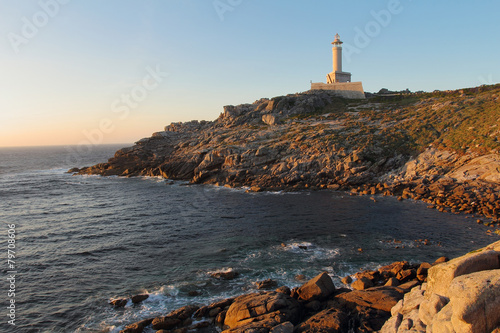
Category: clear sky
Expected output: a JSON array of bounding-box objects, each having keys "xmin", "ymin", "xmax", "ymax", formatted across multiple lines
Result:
[{"xmin": 1, "ymin": 0, "xmax": 499, "ymax": 147}]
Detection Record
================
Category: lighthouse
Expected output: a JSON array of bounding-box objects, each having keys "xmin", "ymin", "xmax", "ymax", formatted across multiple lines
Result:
[
  {"xmin": 310, "ymin": 33, "xmax": 365, "ymax": 99},
  {"xmin": 327, "ymin": 33, "xmax": 352, "ymax": 83}
]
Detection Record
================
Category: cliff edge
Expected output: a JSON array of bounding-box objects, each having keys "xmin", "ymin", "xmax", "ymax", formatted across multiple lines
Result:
[{"xmin": 73, "ymin": 84, "xmax": 500, "ymax": 222}]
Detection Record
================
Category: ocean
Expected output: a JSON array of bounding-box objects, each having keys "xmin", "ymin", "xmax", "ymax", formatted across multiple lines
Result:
[{"xmin": 0, "ymin": 145, "xmax": 495, "ymax": 333}]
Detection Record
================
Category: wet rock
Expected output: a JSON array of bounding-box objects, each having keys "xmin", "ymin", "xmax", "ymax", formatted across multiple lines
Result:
[
  {"xmin": 256, "ymin": 279, "xmax": 278, "ymax": 290},
  {"xmin": 152, "ymin": 305, "xmax": 199, "ymax": 330},
  {"xmin": 211, "ymin": 269, "xmax": 239, "ymax": 280},
  {"xmin": 131, "ymin": 294, "xmax": 149, "ymax": 304},
  {"xmin": 151, "ymin": 316, "xmax": 181, "ymax": 330},
  {"xmin": 119, "ymin": 318, "xmax": 154, "ymax": 333},
  {"xmin": 110, "ymin": 298, "xmax": 128, "ymax": 308},
  {"xmin": 191, "ymin": 321, "xmax": 211, "ymax": 330},
  {"xmin": 188, "ymin": 290, "xmax": 201, "ymax": 297}
]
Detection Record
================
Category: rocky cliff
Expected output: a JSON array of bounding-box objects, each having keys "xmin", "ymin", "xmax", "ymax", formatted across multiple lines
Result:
[{"xmin": 73, "ymin": 84, "xmax": 500, "ymax": 224}]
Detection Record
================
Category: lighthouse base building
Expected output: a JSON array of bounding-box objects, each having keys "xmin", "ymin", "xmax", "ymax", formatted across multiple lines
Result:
[{"xmin": 311, "ymin": 34, "xmax": 365, "ymax": 99}]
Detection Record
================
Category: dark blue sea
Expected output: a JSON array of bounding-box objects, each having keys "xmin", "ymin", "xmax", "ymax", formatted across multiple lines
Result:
[{"xmin": 0, "ymin": 145, "xmax": 496, "ymax": 332}]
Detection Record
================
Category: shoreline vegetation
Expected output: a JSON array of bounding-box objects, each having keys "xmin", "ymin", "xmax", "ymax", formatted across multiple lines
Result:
[
  {"xmin": 112, "ymin": 240, "xmax": 500, "ymax": 333},
  {"xmin": 71, "ymin": 84, "xmax": 500, "ymax": 233}
]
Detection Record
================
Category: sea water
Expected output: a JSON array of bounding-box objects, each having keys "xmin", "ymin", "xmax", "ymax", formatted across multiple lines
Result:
[{"xmin": 0, "ymin": 145, "xmax": 495, "ymax": 332}]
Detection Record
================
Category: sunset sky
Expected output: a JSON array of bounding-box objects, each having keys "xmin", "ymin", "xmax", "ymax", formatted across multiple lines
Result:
[{"xmin": 1, "ymin": 0, "xmax": 499, "ymax": 147}]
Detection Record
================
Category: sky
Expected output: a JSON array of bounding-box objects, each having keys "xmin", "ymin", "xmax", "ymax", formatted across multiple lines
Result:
[{"xmin": 0, "ymin": 0, "xmax": 499, "ymax": 147}]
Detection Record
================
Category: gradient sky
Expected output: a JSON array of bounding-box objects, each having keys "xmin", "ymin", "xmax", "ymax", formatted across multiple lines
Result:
[{"xmin": 1, "ymin": 0, "xmax": 499, "ymax": 147}]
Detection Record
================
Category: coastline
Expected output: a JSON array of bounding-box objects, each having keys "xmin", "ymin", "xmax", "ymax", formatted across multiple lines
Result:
[
  {"xmin": 112, "ymin": 240, "xmax": 500, "ymax": 333},
  {"xmin": 71, "ymin": 85, "xmax": 500, "ymax": 231}
]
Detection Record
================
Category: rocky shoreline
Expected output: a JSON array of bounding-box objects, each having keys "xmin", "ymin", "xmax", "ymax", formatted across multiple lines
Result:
[
  {"xmin": 111, "ymin": 240, "xmax": 500, "ymax": 333},
  {"xmin": 71, "ymin": 85, "xmax": 500, "ymax": 231},
  {"xmin": 71, "ymin": 85, "xmax": 500, "ymax": 331}
]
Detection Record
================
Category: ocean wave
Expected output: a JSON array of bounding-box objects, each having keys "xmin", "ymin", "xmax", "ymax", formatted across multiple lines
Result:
[{"xmin": 279, "ymin": 241, "xmax": 341, "ymax": 260}]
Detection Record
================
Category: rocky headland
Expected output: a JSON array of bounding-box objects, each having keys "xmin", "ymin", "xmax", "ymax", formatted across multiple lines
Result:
[
  {"xmin": 112, "ymin": 240, "xmax": 500, "ymax": 333},
  {"xmin": 72, "ymin": 84, "xmax": 500, "ymax": 229}
]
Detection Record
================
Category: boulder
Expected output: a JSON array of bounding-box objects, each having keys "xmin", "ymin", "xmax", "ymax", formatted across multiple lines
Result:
[
  {"xmin": 447, "ymin": 269, "xmax": 500, "ymax": 333},
  {"xmin": 262, "ymin": 114, "xmax": 279, "ymax": 126},
  {"xmin": 432, "ymin": 256, "xmax": 449, "ymax": 265},
  {"xmin": 297, "ymin": 272, "xmax": 336, "ymax": 301},
  {"xmin": 152, "ymin": 305, "xmax": 199, "ymax": 330},
  {"xmin": 295, "ymin": 307, "xmax": 347, "ymax": 333},
  {"xmin": 335, "ymin": 286, "xmax": 404, "ymax": 312},
  {"xmin": 151, "ymin": 317, "xmax": 181, "ymax": 330},
  {"xmin": 396, "ymin": 268, "xmax": 416, "ymax": 282},
  {"xmin": 256, "ymin": 279, "xmax": 278, "ymax": 290},
  {"xmin": 352, "ymin": 277, "xmax": 374, "ymax": 290},
  {"xmin": 385, "ymin": 277, "xmax": 400, "ymax": 287},
  {"xmin": 378, "ymin": 261, "xmax": 409, "ymax": 277},
  {"xmin": 416, "ymin": 262, "xmax": 431, "ymax": 281},
  {"xmin": 131, "ymin": 294, "xmax": 149, "ymax": 304},
  {"xmin": 223, "ymin": 291, "xmax": 301, "ymax": 330},
  {"xmin": 426, "ymin": 249, "xmax": 500, "ymax": 297},
  {"xmin": 110, "ymin": 298, "xmax": 128, "ymax": 308}
]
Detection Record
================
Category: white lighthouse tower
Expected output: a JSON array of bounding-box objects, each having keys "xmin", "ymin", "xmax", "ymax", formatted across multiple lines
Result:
[
  {"xmin": 310, "ymin": 33, "xmax": 365, "ymax": 99},
  {"xmin": 327, "ymin": 33, "xmax": 352, "ymax": 83}
]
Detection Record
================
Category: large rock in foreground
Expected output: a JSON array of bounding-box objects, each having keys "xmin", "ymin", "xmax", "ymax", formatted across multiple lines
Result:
[
  {"xmin": 223, "ymin": 291, "xmax": 301, "ymax": 332},
  {"xmin": 426, "ymin": 244, "xmax": 500, "ymax": 297},
  {"xmin": 296, "ymin": 271, "xmax": 336, "ymax": 301},
  {"xmin": 295, "ymin": 307, "xmax": 348, "ymax": 333},
  {"xmin": 335, "ymin": 286, "xmax": 404, "ymax": 313},
  {"xmin": 381, "ymin": 240, "xmax": 500, "ymax": 333}
]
